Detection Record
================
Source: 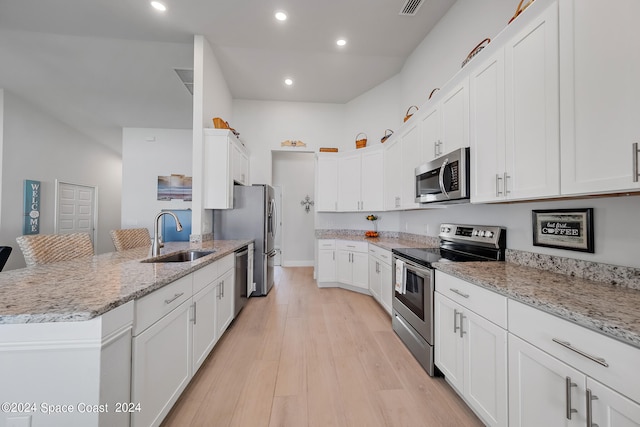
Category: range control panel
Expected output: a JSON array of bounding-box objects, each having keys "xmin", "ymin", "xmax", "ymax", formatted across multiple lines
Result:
[{"xmin": 439, "ymin": 223, "xmax": 505, "ymax": 248}]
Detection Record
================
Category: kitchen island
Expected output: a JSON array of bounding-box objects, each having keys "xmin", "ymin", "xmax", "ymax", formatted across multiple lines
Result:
[{"xmin": 0, "ymin": 239, "xmax": 251, "ymax": 427}]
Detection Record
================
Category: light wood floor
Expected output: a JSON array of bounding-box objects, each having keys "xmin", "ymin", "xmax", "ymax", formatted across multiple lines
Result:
[{"xmin": 161, "ymin": 267, "xmax": 483, "ymax": 427}]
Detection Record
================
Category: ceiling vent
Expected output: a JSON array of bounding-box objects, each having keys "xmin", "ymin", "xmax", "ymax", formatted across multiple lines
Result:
[
  {"xmin": 174, "ymin": 68, "xmax": 194, "ymax": 95},
  {"xmin": 399, "ymin": 0, "xmax": 425, "ymax": 16}
]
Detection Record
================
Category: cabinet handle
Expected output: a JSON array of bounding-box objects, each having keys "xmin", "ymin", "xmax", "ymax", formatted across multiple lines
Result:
[
  {"xmin": 453, "ymin": 309, "xmax": 461, "ymax": 334},
  {"xmin": 164, "ymin": 293, "xmax": 184, "ymax": 305},
  {"xmin": 434, "ymin": 141, "xmax": 439, "ymax": 158},
  {"xmin": 333, "ymin": 251, "xmax": 335, "ymax": 261},
  {"xmin": 217, "ymin": 283, "xmax": 222, "ymax": 299},
  {"xmin": 496, "ymin": 174, "xmax": 503, "ymax": 196},
  {"xmin": 222, "ymin": 281, "xmax": 224, "ymax": 298},
  {"xmin": 586, "ymin": 388, "xmax": 599, "ymax": 427},
  {"xmin": 459, "ymin": 312, "xmax": 466, "ymax": 338},
  {"xmin": 565, "ymin": 377, "xmax": 578, "ymax": 420},
  {"xmin": 450, "ymin": 288, "xmax": 470, "ymax": 298},
  {"xmin": 633, "ymin": 142, "xmax": 639, "ymax": 183},
  {"xmin": 192, "ymin": 302, "xmax": 197, "ymax": 325},
  {"xmin": 504, "ymin": 172, "xmax": 511, "ymax": 194},
  {"xmin": 552, "ymin": 338, "xmax": 609, "ymax": 367}
]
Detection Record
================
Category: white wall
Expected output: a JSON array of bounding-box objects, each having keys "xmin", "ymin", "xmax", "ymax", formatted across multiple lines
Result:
[
  {"xmin": 344, "ymin": 75, "xmax": 402, "ymax": 151},
  {"xmin": 399, "ymin": 0, "xmax": 514, "ymax": 113},
  {"xmin": 232, "ymin": 100, "xmax": 345, "ymax": 185},
  {"xmin": 0, "ymin": 90, "xmax": 122, "ymax": 270},
  {"xmin": 121, "ymin": 128, "xmax": 192, "ymax": 237},
  {"xmin": 272, "ymin": 152, "xmax": 315, "ymax": 266},
  {"xmin": 0, "ymin": 90, "xmax": 4, "ymax": 230},
  {"xmin": 192, "ymin": 35, "xmax": 234, "ymax": 237}
]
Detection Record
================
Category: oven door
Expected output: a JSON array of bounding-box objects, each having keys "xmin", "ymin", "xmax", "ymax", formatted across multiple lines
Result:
[{"xmin": 392, "ymin": 256, "xmax": 434, "ymax": 344}]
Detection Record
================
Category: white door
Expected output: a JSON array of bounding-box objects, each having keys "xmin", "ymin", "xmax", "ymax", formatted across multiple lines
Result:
[{"xmin": 56, "ymin": 181, "xmax": 97, "ymax": 245}]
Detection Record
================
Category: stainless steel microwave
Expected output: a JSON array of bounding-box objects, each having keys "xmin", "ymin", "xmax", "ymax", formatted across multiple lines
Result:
[{"xmin": 415, "ymin": 147, "xmax": 470, "ymax": 204}]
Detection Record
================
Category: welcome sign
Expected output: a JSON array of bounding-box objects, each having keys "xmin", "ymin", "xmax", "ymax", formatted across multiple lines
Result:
[{"xmin": 23, "ymin": 179, "xmax": 41, "ymax": 235}]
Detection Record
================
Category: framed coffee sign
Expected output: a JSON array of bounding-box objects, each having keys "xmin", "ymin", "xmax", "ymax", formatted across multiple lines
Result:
[{"xmin": 532, "ymin": 208, "xmax": 594, "ymax": 253}]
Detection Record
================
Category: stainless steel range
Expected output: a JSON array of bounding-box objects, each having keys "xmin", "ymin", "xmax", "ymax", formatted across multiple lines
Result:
[{"xmin": 392, "ymin": 223, "xmax": 506, "ymax": 376}]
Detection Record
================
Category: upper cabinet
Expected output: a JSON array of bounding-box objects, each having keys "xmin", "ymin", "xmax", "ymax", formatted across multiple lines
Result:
[
  {"xmin": 203, "ymin": 129, "xmax": 250, "ymax": 209},
  {"xmin": 471, "ymin": 1, "xmax": 559, "ymax": 203},
  {"xmin": 421, "ymin": 78, "xmax": 470, "ymax": 163},
  {"xmin": 383, "ymin": 137, "xmax": 403, "ymax": 210},
  {"xmin": 316, "ymin": 154, "xmax": 339, "ymax": 212},
  {"xmin": 317, "ymin": 146, "xmax": 384, "ymax": 213},
  {"xmin": 559, "ymin": 0, "xmax": 640, "ymax": 196}
]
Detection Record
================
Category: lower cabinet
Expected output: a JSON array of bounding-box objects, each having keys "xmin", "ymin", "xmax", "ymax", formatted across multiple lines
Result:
[
  {"xmin": 215, "ymin": 267, "xmax": 235, "ymax": 340},
  {"xmin": 434, "ymin": 271, "xmax": 508, "ymax": 427},
  {"xmin": 368, "ymin": 246, "xmax": 392, "ymax": 314},
  {"xmin": 508, "ymin": 299, "xmax": 640, "ymax": 427},
  {"xmin": 317, "ymin": 239, "xmax": 337, "ymax": 283},
  {"xmin": 131, "ymin": 299, "xmax": 192, "ymax": 427},
  {"xmin": 132, "ymin": 252, "xmax": 238, "ymax": 427},
  {"xmin": 336, "ymin": 240, "xmax": 368, "ymax": 290}
]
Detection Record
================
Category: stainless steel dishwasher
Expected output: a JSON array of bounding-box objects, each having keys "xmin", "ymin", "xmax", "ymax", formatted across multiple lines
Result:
[{"xmin": 234, "ymin": 247, "xmax": 249, "ymax": 317}]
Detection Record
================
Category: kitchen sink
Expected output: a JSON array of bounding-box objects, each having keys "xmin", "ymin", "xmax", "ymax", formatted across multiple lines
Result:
[{"xmin": 141, "ymin": 249, "xmax": 216, "ymax": 263}]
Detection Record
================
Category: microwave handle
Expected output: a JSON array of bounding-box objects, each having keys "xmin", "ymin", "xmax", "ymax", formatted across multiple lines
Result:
[{"xmin": 439, "ymin": 158, "xmax": 450, "ymax": 199}]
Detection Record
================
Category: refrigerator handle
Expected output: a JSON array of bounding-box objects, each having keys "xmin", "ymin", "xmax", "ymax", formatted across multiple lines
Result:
[{"xmin": 270, "ymin": 198, "xmax": 278, "ymax": 239}]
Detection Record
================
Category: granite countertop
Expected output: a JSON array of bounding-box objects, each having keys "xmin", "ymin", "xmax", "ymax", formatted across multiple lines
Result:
[
  {"xmin": 434, "ymin": 261, "xmax": 640, "ymax": 349},
  {"xmin": 0, "ymin": 240, "xmax": 251, "ymax": 324},
  {"xmin": 316, "ymin": 231, "xmax": 439, "ymax": 251}
]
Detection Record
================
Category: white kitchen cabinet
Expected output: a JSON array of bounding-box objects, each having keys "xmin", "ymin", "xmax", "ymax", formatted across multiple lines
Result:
[
  {"xmin": 471, "ymin": 1, "xmax": 559, "ymax": 203},
  {"xmin": 315, "ymin": 154, "xmax": 338, "ymax": 211},
  {"xmin": 203, "ymin": 129, "xmax": 250, "ymax": 209},
  {"xmin": 435, "ymin": 272, "xmax": 508, "ymax": 427},
  {"xmin": 215, "ymin": 265, "xmax": 235, "ymax": 340},
  {"xmin": 383, "ymin": 137, "xmax": 403, "ymax": 210},
  {"xmin": 317, "ymin": 239, "xmax": 336, "ymax": 283},
  {"xmin": 508, "ymin": 299, "xmax": 640, "ymax": 427},
  {"xmin": 509, "ymin": 333, "xmax": 586, "ymax": 427},
  {"xmin": 337, "ymin": 152, "xmax": 361, "ymax": 211},
  {"xmin": 132, "ymin": 298, "xmax": 192, "ymax": 427},
  {"xmin": 559, "ymin": 0, "xmax": 640, "ymax": 196},
  {"xmin": 360, "ymin": 148, "xmax": 384, "ymax": 211},
  {"xmin": 400, "ymin": 122, "xmax": 422, "ymax": 210},
  {"xmin": 232, "ymin": 140, "xmax": 249, "ymax": 185},
  {"xmin": 504, "ymin": 1, "xmax": 560, "ymax": 200},
  {"xmin": 192, "ymin": 281, "xmax": 218, "ymax": 373},
  {"xmin": 368, "ymin": 245, "xmax": 392, "ymax": 315},
  {"xmin": 336, "ymin": 240, "xmax": 368, "ymax": 290},
  {"xmin": 337, "ymin": 147, "xmax": 384, "ymax": 212},
  {"xmin": 470, "ymin": 49, "xmax": 506, "ymax": 203},
  {"xmin": 588, "ymin": 378, "xmax": 640, "ymax": 427},
  {"xmin": 421, "ymin": 78, "xmax": 470, "ymax": 163}
]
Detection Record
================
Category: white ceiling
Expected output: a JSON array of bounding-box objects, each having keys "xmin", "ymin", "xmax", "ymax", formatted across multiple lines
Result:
[{"xmin": 0, "ymin": 0, "xmax": 456, "ymax": 153}]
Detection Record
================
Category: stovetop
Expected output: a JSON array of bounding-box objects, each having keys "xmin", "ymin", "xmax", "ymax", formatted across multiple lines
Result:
[
  {"xmin": 391, "ymin": 247, "xmax": 494, "ymax": 268},
  {"xmin": 392, "ymin": 223, "xmax": 507, "ymax": 267}
]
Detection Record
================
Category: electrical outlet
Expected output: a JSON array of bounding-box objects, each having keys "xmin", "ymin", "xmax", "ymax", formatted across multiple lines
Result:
[
  {"xmin": 7, "ymin": 416, "xmax": 31, "ymax": 427},
  {"xmin": 252, "ymin": 282, "xmax": 256, "ymax": 292}
]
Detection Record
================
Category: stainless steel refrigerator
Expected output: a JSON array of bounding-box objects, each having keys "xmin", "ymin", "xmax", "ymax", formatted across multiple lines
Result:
[{"xmin": 213, "ymin": 184, "xmax": 276, "ymax": 296}]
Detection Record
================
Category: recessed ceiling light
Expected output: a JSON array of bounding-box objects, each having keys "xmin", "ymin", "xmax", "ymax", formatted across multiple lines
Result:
[
  {"xmin": 284, "ymin": 78, "xmax": 293, "ymax": 86},
  {"xmin": 275, "ymin": 11, "xmax": 287, "ymax": 21},
  {"xmin": 150, "ymin": 1, "xmax": 167, "ymax": 12},
  {"xmin": 336, "ymin": 39, "xmax": 347, "ymax": 46}
]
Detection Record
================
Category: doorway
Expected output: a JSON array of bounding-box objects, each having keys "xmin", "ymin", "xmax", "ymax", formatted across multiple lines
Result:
[
  {"xmin": 55, "ymin": 180, "xmax": 98, "ymax": 249},
  {"xmin": 272, "ymin": 151, "xmax": 315, "ymax": 267}
]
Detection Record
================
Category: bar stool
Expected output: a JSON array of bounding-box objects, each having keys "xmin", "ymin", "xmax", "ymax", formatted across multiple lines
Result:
[
  {"xmin": 0, "ymin": 246, "xmax": 12, "ymax": 271},
  {"xmin": 110, "ymin": 228, "xmax": 151, "ymax": 252},
  {"xmin": 16, "ymin": 233, "xmax": 94, "ymax": 267}
]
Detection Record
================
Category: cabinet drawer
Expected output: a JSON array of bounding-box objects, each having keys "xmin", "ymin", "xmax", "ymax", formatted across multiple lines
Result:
[
  {"xmin": 368, "ymin": 245, "xmax": 392, "ymax": 264},
  {"xmin": 134, "ymin": 274, "xmax": 192, "ymax": 336},
  {"xmin": 318, "ymin": 239, "xmax": 335, "ymax": 250},
  {"xmin": 337, "ymin": 240, "xmax": 368, "ymax": 253},
  {"xmin": 509, "ymin": 299, "xmax": 640, "ymax": 404},
  {"xmin": 193, "ymin": 261, "xmax": 218, "ymax": 294},
  {"xmin": 217, "ymin": 253, "xmax": 235, "ymax": 275},
  {"xmin": 435, "ymin": 271, "xmax": 507, "ymax": 328}
]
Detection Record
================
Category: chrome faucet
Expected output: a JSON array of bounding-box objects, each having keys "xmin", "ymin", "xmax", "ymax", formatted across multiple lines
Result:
[{"xmin": 152, "ymin": 211, "xmax": 183, "ymax": 257}]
